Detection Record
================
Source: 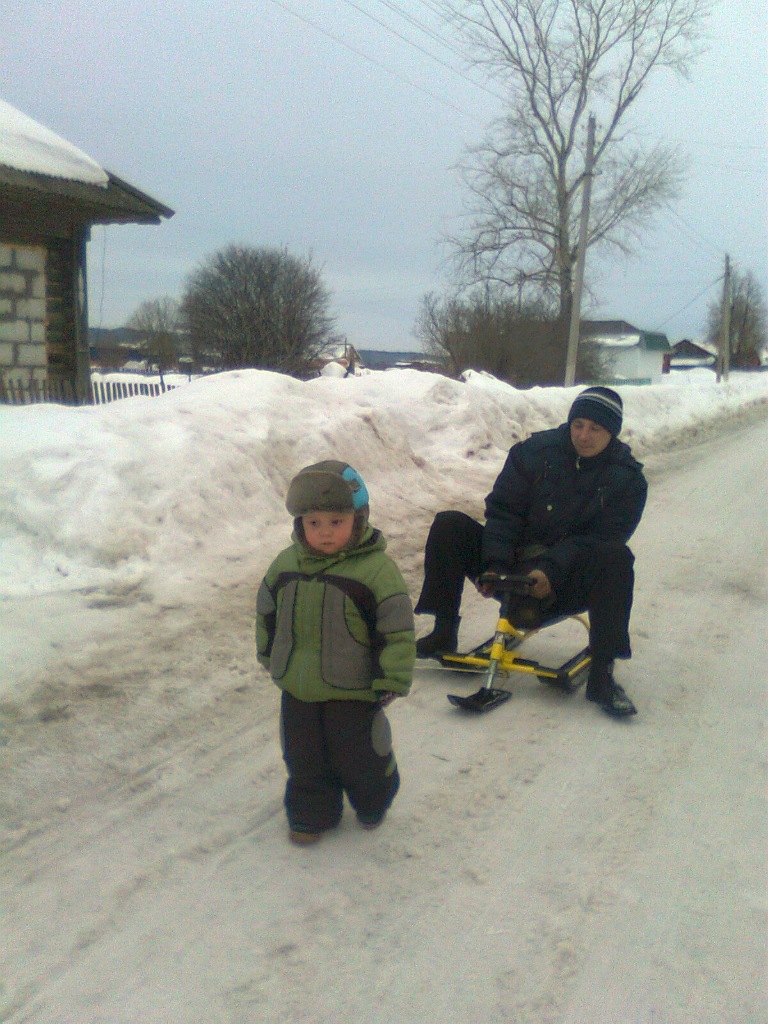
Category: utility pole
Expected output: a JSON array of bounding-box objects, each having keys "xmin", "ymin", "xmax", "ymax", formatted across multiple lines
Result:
[
  {"xmin": 564, "ymin": 114, "xmax": 596, "ymax": 388},
  {"xmin": 717, "ymin": 254, "xmax": 731, "ymax": 383}
]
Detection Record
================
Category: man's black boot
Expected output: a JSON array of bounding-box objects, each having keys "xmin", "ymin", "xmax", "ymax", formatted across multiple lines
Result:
[
  {"xmin": 416, "ymin": 616, "xmax": 460, "ymax": 659},
  {"xmin": 586, "ymin": 660, "xmax": 637, "ymax": 717}
]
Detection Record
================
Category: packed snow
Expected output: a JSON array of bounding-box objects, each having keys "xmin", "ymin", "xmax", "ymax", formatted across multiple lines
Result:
[
  {"xmin": 1, "ymin": 367, "xmax": 767, "ymax": 1024},
  {"xmin": 3, "ymin": 368, "xmax": 765, "ymax": 618}
]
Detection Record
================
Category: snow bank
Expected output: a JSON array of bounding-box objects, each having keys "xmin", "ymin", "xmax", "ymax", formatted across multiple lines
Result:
[{"xmin": 1, "ymin": 369, "xmax": 766, "ymax": 602}]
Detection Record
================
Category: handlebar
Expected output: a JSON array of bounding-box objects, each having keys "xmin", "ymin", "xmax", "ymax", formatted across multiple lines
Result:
[{"xmin": 477, "ymin": 573, "xmax": 535, "ymax": 597}]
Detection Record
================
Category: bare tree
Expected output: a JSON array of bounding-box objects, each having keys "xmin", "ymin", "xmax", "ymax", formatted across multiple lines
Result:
[
  {"xmin": 415, "ymin": 289, "xmax": 605, "ymax": 386},
  {"xmin": 128, "ymin": 296, "xmax": 181, "ymax": 387},
  {"xmin": 706, "ymin": 268, "xmax": 767, "ymax": 369},
  {"xmin": 441, "ymin": 0, "xmax": 710, "ymax": 322},
  {"xmin": 181, "ymin": 245, "xmax": 338, "ymax": 376}
]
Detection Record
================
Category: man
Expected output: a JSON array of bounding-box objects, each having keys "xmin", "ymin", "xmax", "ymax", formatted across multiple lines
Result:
[{"xmin": 414, "ymin": 387, "xmax": 648, "ymax": 718}]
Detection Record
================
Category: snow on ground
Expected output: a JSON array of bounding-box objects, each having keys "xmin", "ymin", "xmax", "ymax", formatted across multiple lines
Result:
[{"xmin": 1, "ymin": 368, "xmax": 767, "ymax": 1023}]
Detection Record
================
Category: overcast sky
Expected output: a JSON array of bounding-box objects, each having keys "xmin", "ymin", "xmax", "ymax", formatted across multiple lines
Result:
[{"xmin": 3, "ymin": 0, "xmax": 766, "ymax": 350}]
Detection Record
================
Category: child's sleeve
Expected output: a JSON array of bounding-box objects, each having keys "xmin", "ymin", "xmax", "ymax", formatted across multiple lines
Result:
[
  {"xmin": 372, "ymin": 561, "xmax": 416, "ymax": 697},
  {"xmin": 255, "ymin": 573, "xmax": 277, "ymax": 671}
]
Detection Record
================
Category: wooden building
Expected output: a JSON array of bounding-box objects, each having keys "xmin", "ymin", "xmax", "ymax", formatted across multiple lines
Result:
[
  {"xmin": 0, "ymin": 100, "xmax": 173, "ymax": 403},
  {"xmin": 580, "ymin": 320, "xmax": 671, "ymax": 385},
  {"xmin": 665, "ymin": 338, "xmax": 717, "ymax": 372}
]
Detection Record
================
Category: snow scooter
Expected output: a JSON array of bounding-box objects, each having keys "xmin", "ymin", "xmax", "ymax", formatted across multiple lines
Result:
[{"xmin": 441, "ymin": 574, "xmax": 592, "ymax": 713}]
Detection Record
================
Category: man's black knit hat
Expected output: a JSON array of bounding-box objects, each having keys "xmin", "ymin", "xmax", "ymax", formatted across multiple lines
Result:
[{"xmin": 568, "ymin": 386, "xmax": 623, "ymax": 436}]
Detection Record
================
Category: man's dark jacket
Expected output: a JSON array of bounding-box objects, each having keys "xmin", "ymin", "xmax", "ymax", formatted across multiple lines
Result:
[{"xmin": 481, "ymin": 424, "xmax": 648, "ymax": 595}]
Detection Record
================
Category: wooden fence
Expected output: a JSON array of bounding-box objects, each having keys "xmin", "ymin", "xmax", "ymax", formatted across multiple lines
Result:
[
  {"xmin": 0, "ymin": 377, "xmax": 177, "ymax": 407},
  {"xmin": 90, "ymin": 379, "xmax": 177, "ymax": 405}
]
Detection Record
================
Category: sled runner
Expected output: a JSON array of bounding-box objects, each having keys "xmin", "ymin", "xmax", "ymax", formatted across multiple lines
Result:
[{"xmin": 442, "ymin": 574, "xmax": 591, "ymax": 713}]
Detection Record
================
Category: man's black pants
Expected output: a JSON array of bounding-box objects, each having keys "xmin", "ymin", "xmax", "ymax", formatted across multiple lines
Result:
[{"xmin": 414, "ymin": 510, "xmax": 636, "ymax": 663}]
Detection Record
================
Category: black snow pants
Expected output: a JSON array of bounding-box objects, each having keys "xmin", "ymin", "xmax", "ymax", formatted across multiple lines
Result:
[
  {"xmin": 414, "ymin": 510, "xmax": 636, "ymax": 663},
  {"xmin": 280, "ymin": 692, "xmax": 400, "ymax": 833}
]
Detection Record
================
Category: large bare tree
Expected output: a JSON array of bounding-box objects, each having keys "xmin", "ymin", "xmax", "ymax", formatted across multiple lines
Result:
[
  {"xmin": 415, "ymin": 288, "xmax": 606, "ymax": 386},
  {"xmin": 441, "ymin": 0, "xmax": 710, "ymax": 322},
  {"xmin": 181, "ymin": 245, "xmax": 337, "ymax": 375},
  {"xmin": 128, "ymin": 296, "xmax": 181, "ymax": 387},
  {"xmin": 706, "ymin": 268, "xmax": 767, "ymax": 369}
]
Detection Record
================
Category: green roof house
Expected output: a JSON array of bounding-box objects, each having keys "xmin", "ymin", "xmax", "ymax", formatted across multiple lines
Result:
[{"xmin": 580, "ymin": 320, "xmax": 671, "ymax": 385}]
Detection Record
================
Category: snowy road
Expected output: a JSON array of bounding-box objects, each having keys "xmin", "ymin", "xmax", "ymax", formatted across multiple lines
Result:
[{"xmin": 2, "ymin": 419, "xmax": 767, "ymax": 1024}]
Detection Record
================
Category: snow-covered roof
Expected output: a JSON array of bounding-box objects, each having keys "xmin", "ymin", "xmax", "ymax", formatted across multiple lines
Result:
[
  {"xmin": 581, "ymin": 320, "xmax": 641, "ymax": 349},
  {"xmin": 670, "ymin": 357, "xmax": 716, "ymax": 367},
  {"xmin": 0, "ymin": 98, "xmax": 108, "ymax": 187},
  {"xmin": 672, "ymin": 338, "xmax": 718, "ymax": 356},
  {"xmin": 586, "ymin": 331, "xmax": 641, "ymax": 349},
  {"xmin": 581, "ymin": 320, "xmax": 670, "ymax": 351}
]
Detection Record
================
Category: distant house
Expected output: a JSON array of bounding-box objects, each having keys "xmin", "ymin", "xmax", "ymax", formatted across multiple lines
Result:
[
  {"xmin": 310, "ymin": 341, "xmax": 366, "ymax": 376},
  {"xmin": 580, "ymin": 320, "xmax": 670, "ymax": 385},
  {"xmin": 0, "ymin": 99, "xmax": 173, "ymax": 403},
  {"xmin": 89, "ymin": 326, "xmax": 146, "ymax": 369},
  {"xmin": 313, "ymin": 346, "xmax": 443, "ymax": 375},
  {"xmin": 666, "ymin": 338, "xmax": 717, "ymax": 372}
]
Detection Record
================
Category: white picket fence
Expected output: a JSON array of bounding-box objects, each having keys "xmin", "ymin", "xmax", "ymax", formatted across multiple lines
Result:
[{"xmin": 1, "ymin": 377, "xmax": 178, "ymax": 406}]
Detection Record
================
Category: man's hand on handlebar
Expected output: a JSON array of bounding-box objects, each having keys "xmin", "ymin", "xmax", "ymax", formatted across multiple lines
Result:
[
  {"xmin": 475, "ymin": 571, "xmax": 500, "ymax": 597},
  {"xmin": 476, "ymin": 568, "xmax": 552, "ymax": 601}
]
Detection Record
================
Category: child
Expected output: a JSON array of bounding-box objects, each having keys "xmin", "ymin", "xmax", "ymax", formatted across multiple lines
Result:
[{"xmin": 256, "ymin": 460, "xmax": 415, "ymax": 845}]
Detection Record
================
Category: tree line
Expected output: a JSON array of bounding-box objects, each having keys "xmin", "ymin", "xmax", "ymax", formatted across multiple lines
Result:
[
  {"xmin": 128, "ymin": 1, "xmax": 766, "ymax": 386},
  {"xmin": 129, "ymin": 246, "xmax": 338, "ymax": 383}
]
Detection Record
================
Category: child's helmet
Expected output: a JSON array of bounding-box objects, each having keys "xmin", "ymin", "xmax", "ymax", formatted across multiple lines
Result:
[
  {"xmin": 286, "ymin": 460, "xmax": 369, "ymax": 515},
  {"xmin": 286, "ymin": 461, "xmax": 371, "ymax": 551}
]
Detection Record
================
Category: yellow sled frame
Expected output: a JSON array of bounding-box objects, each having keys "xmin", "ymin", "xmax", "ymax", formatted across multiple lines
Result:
[{"xmin": 440, "ymin": 575, "xmax": 592, "ymax": 712}]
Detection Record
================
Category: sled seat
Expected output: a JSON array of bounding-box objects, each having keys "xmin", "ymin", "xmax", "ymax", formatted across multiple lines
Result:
[{"xmin": 441, "ymin": 574, "xmax": 591, "ymax": 713}]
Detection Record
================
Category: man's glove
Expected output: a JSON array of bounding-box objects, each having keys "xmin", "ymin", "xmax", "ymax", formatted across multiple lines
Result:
[
  {"xmin": 527, "ymin": 569, "xmax": 553, "ymax": 600},
  {"xmin": 475, "ymin": 570, "xmax": 503, "ymax": 597}
]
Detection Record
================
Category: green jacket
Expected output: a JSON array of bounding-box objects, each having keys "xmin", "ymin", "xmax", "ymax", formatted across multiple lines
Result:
[{"xmin": 256, "ymin": 526, "xmax": 415, "ymax": 703}]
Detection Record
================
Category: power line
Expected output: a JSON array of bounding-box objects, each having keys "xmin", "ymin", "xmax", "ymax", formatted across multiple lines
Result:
[
  {"xmin": 661, "ymin": 202, "xmax": 722, "ymax": 259},
  {"xmin": 373, "ymin": 0, "xmax": 490, "ymax": 77},
  {"xmin": 266, "ymin": 0, "xmax": 482, "ymax": 120},
  {"xmin": 653, "ymin": 273, "xmax": 723, "ymax": 330},
  {"xmin": 685, "ymin": 142, "xmax": 766, "ymax": 152},
  {"xmin": 695, "ymin": 162, "xmax": 765, "ymax": 174},
  {"xmin": 344, "ymin": 0, "xmax": 506, "ymax": 102}
]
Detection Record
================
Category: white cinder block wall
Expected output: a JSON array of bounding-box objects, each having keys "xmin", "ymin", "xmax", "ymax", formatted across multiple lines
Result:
[{"xmin": 0, "ymin": 243, "xmax": 48, "ymax": 385}]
